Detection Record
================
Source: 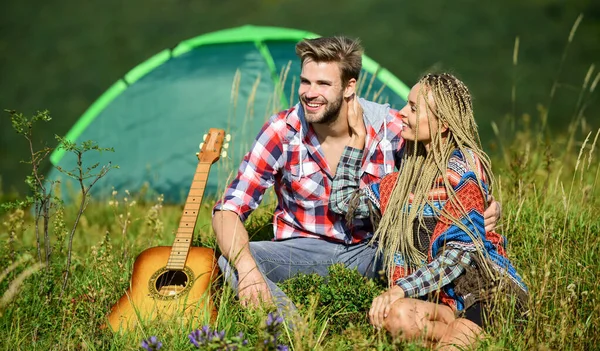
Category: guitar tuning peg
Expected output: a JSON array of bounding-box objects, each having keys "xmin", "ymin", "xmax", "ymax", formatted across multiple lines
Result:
[
  {"xmin": 195, "ymin": 152, "xmax": 199, "ymax": 156},
  {"xmin": 221, "ymin": 150, "xmax": 227, "ymax": 158},
  {"xmin": 199, "ymin": 142, "xmax": 204, "ymax": 150},
  {"xmin": 203, "ymin": 134, "xmax": 207, "ymax": 140},
  {"xmin": 223, "ymin": 143, "xmax": 230, "ymax": 149},
  {"xmin": 225, "ymin": 134, "xmax": 231, "ymax": 142}
]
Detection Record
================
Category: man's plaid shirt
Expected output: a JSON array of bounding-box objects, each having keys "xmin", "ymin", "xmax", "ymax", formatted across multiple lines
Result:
[{"xmin": 214, "ymin": 101, "xmax": 403, "ymax": 244}]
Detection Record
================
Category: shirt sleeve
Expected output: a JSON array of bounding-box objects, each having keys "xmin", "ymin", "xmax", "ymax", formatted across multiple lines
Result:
[
  {"xmin": 328, "ymin": 146, "xmax": 372, "ymax": 218},
  {"xmin": 213, "ymin": 115, "xmax": 285, "ymax": 222},
  {"xmin": 395, "ymin": 248, "xmax": 472, "ymax": 298}
]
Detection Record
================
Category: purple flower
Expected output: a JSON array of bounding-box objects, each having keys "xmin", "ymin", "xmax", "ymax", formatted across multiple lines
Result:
[
  {"xmin": 263, "ymin": 312, "xmax": 288, "ymax": 351},
  {"xmin": 201, "ymin": 325, "xmax": 211, "ymax": 334},
  {"xmin": 189, "ymin": 325, "xmax": 247, "ymax": 350},
  {"xmin": 266, "ymin": 312, "xmax": 284, "ymax": 327},
  {"xmin": 189, "ymin": 326, "xmax": 215, "ymax": 348},
  {"xmin": 214, "ymin": 330, "xmax": 226, "ymax": 341},
  {"xmin": 188, "ymin": 329, "xmax": 201, "ymax": 348},
  {"xmin": 140, "ymin": 336, "xmax": 162, "ymax": 351},
  {"xmin": 238, "ymin": 332, "xmax": 248, "ymax": 346}
]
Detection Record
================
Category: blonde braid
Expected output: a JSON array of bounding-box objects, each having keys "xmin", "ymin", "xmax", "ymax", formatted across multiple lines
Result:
[{"xmin": 371, "ymin": 73, "xmax": 497, "ymax": 280}]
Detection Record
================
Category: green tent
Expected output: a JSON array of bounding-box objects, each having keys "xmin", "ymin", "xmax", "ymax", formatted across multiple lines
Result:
[{"xmin": 48, "ymin": 25, "xmax": 410, "ymax": 202}]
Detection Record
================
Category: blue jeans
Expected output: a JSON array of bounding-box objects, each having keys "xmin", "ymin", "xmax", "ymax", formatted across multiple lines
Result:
[{"xmin": 218, "ymin": 237, "xmax": 383, "ymax": 320}]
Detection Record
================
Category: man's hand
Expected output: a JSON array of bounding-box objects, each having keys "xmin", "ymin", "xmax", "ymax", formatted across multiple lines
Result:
[
  {"xmin": 237, "ymin": 269, "xmax": 273, "ymax": 307},
  {"xmin": 347, "ymin": 95, "xmax": 366, "ymax": 149},
  {"xmin": 213, "ymin": 211, "xmax": 272, "ymax": 307},
  {"xmin": 484, "ymin": 195, "xmax": 502, "ymax": 232},
  {"xmin": 369, "ymin": 285, "xmax": 405, "ymax": 328}
]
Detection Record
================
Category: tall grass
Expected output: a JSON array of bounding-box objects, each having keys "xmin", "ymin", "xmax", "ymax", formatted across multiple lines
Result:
[
  {"xmin": 1, "ymin": 104, "xmax": 598, "ymax": 351},
  {"xmin": 1, "ymin": 26, "xmax": 599, "ymax": 351}
]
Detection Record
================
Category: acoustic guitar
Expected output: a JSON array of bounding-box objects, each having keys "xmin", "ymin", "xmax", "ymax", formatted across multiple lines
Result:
[{"xmin": 107, "ymin": 128, "xmax": 229, "ymax": 331}]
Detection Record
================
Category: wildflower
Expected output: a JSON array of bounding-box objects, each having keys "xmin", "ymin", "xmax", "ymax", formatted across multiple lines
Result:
[
  {"xmin": 237, "ymin": 332, "xmax": 249, "ymax": 346},
  {"xmin": 188, "ymin": 326, "xmax": 247, "ymax": 350},
  {"xmin": 265, "ymin": 312, "xmax": 284, "ymax": 328},
  {"xmin": 214, "ymin": 330, "xmax": 226, "ymax": 342},
  {"xmin": 140, "ymin": 336, "xmax": 162, "ymax": 351},
  {"xmin": 188, "ymin": 327, "xmax": 207, "ymax": 347},
  {"xmin": 188, "ymin": 325, "xmax": 221, "ymax": 348},
  {"xmin": 262, "ymin": 312, "xmax": 288, "ymax": 351}
]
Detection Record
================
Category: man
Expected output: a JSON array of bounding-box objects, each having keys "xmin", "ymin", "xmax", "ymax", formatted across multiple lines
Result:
[{"xmin": 212, "ymin": 36, "xmax": 499, "ymax": 313}]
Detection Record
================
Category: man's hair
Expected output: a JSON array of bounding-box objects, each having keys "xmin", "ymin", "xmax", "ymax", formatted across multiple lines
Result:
[{"xmin": 295, "ymin": 36, "xmax": 363, "ymax": 86}]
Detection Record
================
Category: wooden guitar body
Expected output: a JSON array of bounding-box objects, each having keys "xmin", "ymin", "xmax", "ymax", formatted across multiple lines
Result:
[{"xmin": 107, "ymin": 246, "xmax": 218, "ymax": 331}]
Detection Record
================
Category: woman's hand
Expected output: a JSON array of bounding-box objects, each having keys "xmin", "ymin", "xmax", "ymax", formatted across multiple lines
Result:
[
  {"xmin": 347, "ymin": 95, "xmax": 366, "ymax": 149},
  {"xmin": 369, "ymin": 285, "xmax": 405, "ymax": 328}
]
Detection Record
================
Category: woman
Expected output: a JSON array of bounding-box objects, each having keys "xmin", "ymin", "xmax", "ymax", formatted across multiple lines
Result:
[{"xmin": 330, "ymin": 73, "xmax": 528, "ymax": 349}]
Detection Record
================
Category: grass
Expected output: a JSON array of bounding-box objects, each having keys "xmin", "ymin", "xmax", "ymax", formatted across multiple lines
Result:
[
  {"xmin": 0, "ymin": 111, "xmax": 598, "ymax": 350},
  {"xmin": 1, "ymin": 24, "xmax": 599, "ymax": 347}
]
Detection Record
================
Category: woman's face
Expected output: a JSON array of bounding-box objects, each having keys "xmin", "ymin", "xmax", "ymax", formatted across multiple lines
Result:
[{"xmin": 399, "ymin": 83, "xmax": 440, "ymax": 145}]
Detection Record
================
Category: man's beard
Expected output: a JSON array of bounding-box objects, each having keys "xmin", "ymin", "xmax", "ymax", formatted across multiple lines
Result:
[{"xmin": 301, "ymin": 94, "xmax": 344, "ymax": 125}]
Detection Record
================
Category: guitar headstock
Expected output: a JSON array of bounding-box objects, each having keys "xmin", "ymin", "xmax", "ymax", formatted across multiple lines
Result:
[{"xmin": 197, "ymin": 128, "xmax": 230, "ymax": 164}]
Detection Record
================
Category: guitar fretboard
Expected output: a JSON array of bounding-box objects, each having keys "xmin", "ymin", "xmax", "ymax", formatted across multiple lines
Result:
[{"xmin": 166, "ymin": 163, "xmax": 211, "ymax": 270}]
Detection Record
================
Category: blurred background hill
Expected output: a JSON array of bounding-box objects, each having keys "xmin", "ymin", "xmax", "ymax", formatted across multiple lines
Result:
[{"xmin": 1, "ymin": 0, "xmax": 599, "ymax": 195}]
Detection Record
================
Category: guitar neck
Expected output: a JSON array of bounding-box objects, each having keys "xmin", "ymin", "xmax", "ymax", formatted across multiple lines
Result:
[{"xmin": 166, "ymin": 162, "xmax": 212, "ymax": 270}]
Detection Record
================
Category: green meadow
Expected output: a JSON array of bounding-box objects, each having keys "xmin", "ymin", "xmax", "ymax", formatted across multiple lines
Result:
[
  {"xmin": 1, "ymin": 8, "xmax": 600, "ymax": 350},
  {"xmin": 1, "ymin": 79, "xmax": 599, "ymax": 350}
]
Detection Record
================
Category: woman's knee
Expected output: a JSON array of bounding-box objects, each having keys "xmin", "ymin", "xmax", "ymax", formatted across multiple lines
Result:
[
  {"xmin": 384, "ymin": 299, "xmax": 421, "ymax": 339},
  {"xmin": 438, "ymin": 318, "xmax": 483, "ymax": 350}
]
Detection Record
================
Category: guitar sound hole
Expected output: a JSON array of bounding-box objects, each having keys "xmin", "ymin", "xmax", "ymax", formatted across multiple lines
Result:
[{"xmin": 155, "ymin": 270, "xmax": 189, "ymax": 297}]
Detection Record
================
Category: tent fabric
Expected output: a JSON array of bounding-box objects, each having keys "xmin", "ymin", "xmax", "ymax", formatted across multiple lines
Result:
[{"xmin": 48, "ymin": 25, "xmax": 410, "ymax": 202}]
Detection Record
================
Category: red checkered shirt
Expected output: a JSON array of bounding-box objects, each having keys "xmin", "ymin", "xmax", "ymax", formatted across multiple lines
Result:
[{"xmin": 214, "ymin": 101, "xmax": 404, "ymax": 243}]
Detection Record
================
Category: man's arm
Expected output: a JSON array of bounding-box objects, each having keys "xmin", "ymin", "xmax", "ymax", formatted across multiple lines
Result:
[
  {"xmin": 213, "ymin": 210, "xmax": 271, "ymax": 306},
  {"xmin": 329, "ymin": 96, "xmax": 372, "ymax": 218},
  {"xmin": 211, "ymin": 113, "xmax": 287, "ymax": 306}
]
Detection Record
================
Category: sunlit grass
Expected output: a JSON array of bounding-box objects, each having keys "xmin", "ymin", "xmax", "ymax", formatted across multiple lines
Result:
[
  {"xmin": 1, "ymin": 115, "xmax": 598, "ymax": 349},
  {"xmin": 1, "ymin": 19, "xmax": 599, "ymax": 347}
]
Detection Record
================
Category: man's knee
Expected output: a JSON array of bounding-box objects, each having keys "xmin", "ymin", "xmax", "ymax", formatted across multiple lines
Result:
[
  {"xmin": 217, "ymin": 255, "xmax": 239, "ymax": 289},
  {"xmin": 217, "ymin": 242, "xmax": 266, "ymax": 272},
  {"xmin": 217, "ymin": 255, "xmax": 230, "ymax": 273}
]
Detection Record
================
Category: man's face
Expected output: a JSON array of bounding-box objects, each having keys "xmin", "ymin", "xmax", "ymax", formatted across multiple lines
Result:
[{"xmin": 298, "ymin": 59, "xmax": 345, "ymax": 124}]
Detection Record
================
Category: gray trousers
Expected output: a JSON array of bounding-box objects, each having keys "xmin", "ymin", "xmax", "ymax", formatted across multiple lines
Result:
[{"xmin": 218, "ymin": 237, "xmax": 383, "ymax": 320}]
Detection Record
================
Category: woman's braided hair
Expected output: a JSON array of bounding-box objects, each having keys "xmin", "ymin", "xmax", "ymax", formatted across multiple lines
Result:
[{"xmin": 372, "ymin": 73, "xmax": 496, "ymax": 278}]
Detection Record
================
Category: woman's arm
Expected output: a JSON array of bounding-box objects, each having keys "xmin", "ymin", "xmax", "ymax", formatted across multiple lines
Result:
[
  {"xmin": 394, "ymin": 248, "xmax": 472, "ymax": 297},
  {"xmin": 369, "ymin": 248, "xmax": 471, "ymax": 328},
  {"xmin": 329, "ymin": 146, "xmax": 372, "ymax": 218}
]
